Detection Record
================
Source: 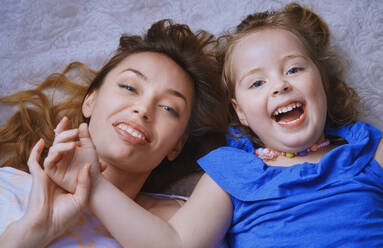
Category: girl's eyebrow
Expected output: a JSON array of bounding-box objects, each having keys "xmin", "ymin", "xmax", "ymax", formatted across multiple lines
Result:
[
  {"xmin": 282, "ymin": 54, "xmax": 308, "ymax": 62},
  {"xmin": 238, "ymin": 54, "xmax": 308, "ymax": 84},
  {"xmin": 239, "ymin": 67, "xmax": 262, "ymax": 85}
]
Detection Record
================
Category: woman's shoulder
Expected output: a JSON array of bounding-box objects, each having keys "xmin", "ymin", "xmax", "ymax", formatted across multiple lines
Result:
[
  {"xmin": 135, "ymin": 193, "xmax": 186, "ymax": 221},
  {"xmin": 0, "ymin": 166, "xmax": 31, "ymax": 187}
]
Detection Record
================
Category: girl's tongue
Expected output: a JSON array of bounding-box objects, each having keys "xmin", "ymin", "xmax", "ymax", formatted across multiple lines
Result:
[
  {"xmin": 276, "ymin": 108, "xmax": 302, "ymax": 123},
  {"xmin": 273, "ymin": 103, "xmax": 305, "ymax": 126}
]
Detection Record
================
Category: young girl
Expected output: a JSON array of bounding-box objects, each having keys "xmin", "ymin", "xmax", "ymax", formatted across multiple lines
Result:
[
  {"xmin": 40, "ymin": 3, "xmax": 383, "ymax": 247},
  {"xmin": 0, "ymin": 19, "xmax": 229, "ymax": 247}
]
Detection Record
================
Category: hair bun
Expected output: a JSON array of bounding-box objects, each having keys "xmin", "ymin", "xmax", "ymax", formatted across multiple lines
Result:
[
  {"xmin": 236, "ymin": 11, "xmax": 273, "ymax": 33},
  {"xmin": 285, "ymin": 3, "xmax": 329, "ymax": 49}
]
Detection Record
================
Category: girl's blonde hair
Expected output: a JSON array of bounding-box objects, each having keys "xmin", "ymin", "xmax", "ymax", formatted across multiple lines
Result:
[
  {"xmin": 220, "ymin": 2, "xmax": 359, "ymax": 146},
  {"xmin": 0, "ymin": 19, "xmax": 229, "ymax": 191}
]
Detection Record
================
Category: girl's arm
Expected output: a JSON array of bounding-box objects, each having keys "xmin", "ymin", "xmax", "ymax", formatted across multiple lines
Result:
[
  {"xmin": 90, "ymin": 173, "xmax": 232, "ymax": 248},
  {"xmin": 45, "ymin": 118, "xmax": 233, "ymax": 247}
]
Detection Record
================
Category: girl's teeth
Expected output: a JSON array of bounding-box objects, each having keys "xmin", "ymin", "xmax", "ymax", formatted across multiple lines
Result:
[{"xmin": 274, "ymin": 103, "xmax": 302, "ymax": 116}]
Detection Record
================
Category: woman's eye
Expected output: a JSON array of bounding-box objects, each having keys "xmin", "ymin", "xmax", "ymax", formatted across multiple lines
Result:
[
  {"xmin": 160, "ymin": 105, "xmax": 179, "ymax": 118},
  {"xmin": 287, "ymin": 67, "xmax": 301, "ymax": 75},
  {"xmin": 250, "ymin": 80, "xmax": 264, "ymax": 88},
  {"xmin": 118, "ymin": 84, "xmax": 136, "ymax": 92}
]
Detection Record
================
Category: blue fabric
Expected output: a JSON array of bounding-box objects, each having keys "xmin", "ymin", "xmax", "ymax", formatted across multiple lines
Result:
[{"xmin": 198, "ymin": 122, "xmax": 383, "ymax": 247}]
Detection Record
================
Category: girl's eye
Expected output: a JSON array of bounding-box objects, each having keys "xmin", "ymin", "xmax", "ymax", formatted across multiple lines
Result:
[
  {"xmin": 287, "ymin": 67, "xmax": 301, "ymax": 75},
  {"xmin": 118, "ymin": 84, "xmax": 136, "ymax": 92},
  {"xmin": 160, "ymin": 105, "xmax": 179, "ymax": 118},
  {"xmin": 250, "ymin": 80, "xmax": 265, "ymax": 88}
]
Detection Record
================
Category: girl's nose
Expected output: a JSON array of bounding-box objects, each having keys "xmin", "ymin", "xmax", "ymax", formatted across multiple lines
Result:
[{"xmin": 272, "ymin": 80, "xmax": 291, "ymax": 96}]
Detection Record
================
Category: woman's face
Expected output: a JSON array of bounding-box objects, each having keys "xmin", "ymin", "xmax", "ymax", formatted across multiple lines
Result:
[{"xmin": 82, "ymin": 52, "xmax": 193, "ymax": 173}]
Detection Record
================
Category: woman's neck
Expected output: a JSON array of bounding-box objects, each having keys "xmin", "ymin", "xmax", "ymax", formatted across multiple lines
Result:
[{"xmin": 101, "ymin": 166, "xmax": 151, "ymax": 200}]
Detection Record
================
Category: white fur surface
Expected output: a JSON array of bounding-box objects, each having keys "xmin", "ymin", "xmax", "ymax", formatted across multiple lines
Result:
[{"xmin": 1, "ymin": 0, "xmax": 382, "ymax": 193}]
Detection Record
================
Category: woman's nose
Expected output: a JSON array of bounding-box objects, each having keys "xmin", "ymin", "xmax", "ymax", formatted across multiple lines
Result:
[{"xmin": 132, "ymin": 103, "xmax": 151, "ymax": 121}]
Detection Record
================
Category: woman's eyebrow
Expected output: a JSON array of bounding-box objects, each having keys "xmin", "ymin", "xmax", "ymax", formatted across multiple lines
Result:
[
  {"xmin": 121, "ymin": 68, "xmax": 188, "ymax": 105},
  {"xmin": 166, "ymin": 89, "xmax": 188, "ymax": 106},
  {"xmin": 121, "ymin": 68, "xmax": 147, "ymax": 80}
]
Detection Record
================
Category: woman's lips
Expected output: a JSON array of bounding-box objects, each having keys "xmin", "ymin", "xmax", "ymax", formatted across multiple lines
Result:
[{"xmin": 113, "ymin": 121, "xmax": 151, "ymax": 145}]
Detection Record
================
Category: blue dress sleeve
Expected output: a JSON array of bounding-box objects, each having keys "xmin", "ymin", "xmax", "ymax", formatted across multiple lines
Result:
[{"xmin": 199, "ymin": 122, "xmax": 383, "ymax": 202}]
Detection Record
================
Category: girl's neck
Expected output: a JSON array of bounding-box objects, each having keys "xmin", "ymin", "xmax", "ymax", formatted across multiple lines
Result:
[
  {"xmin": 101, "ymin": 165, "xmax": 151, "ymax": 200},
  {"xmin": 265, "ymin": 143, "xmax": 336, "ymax": 167},
  {"xmin": 259, "ymin": 134, "xmax": 336, "ymax": 167}
]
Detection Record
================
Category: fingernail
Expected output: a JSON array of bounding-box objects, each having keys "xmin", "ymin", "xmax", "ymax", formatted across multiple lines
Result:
[{"xmin": 37, "ymin": 138, "xmax": 44, "ymax": 147}]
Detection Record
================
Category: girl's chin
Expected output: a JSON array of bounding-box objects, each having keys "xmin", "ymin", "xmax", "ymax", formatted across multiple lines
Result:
[{"xmin": 268, "ymin": 136, "xmax": 318, "ymax": 152}]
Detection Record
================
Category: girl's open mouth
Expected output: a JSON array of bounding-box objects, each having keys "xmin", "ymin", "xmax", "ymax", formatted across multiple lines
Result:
[{"xmin": 272, "ymin": 102, "xmax": 306, "ymax": 127}]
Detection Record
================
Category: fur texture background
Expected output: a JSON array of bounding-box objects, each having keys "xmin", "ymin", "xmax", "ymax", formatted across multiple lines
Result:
[{"xmin": 1, "ymin": 0, "xmax": 382, "ymax": 194}]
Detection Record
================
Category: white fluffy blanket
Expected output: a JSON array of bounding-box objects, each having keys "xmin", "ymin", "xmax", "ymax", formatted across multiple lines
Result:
[
  {"xmin": 0, "ymin": 1, "xmax": 382, "ymax": 194},
  {"xmin": 1, "ymin": 0, "xmax": 382, "ymax": 128}
]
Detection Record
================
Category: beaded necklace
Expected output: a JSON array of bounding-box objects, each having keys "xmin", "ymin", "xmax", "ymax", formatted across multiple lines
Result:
[{"xmin": 254, "ymin": 139, "xmax": 330, "ymax": 161}]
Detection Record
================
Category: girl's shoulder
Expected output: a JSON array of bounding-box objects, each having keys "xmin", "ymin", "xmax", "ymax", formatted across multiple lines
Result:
[
  {"xmin": 326, "ymin": 121, "xmax": 382, "ymax": 143},
  {"xmin": 374, "ymin": 135, "xmax": 383, "ymax": 169}
]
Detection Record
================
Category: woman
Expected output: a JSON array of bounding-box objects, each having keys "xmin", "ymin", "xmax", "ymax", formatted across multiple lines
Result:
[{"xmin": 0, "ymin": 19, "xmax": 229, "ymax": 247}]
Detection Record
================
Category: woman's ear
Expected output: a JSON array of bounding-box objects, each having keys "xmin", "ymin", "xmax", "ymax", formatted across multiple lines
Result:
[
  {"xmin": 82, "ymin": 90, "xmax": 97, "ymax": 118},
  {"xmin": 231, "ymin": 98, "xmax": 249, "ymax": 126},
  {"xmin": 167, "ymin": 133, "xmax": 189, "ymax": 161}
]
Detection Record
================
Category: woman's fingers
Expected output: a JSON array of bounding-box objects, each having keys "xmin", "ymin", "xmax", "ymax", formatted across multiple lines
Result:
[
  {"xmin": 73, "ymin": 164, "xmax": 91, "ymax": 209},
  {"xmin": 26, "ymin": 138, "xmax": 49, "ymax": 219},
  {"xmin": 54, "ymin": 116, "xmax": 69, "ymax": 136},
  {"xmin": 27, "ymin": 139, "xmax": 45, "ymax": 176},
  {"xmin": 44, "ymin": 142, "xmax": 77, "ymax": 169},
  {"xmin": 100, "ymin": 162, "xmax": 107, "ymax": 172},
  {"xmin": 78, "ymin": 123, "xmax": 94, "ymax": 148},
  {"xmin": 53, "ymin": 129, "xmax": 79, "ymax": 145}
]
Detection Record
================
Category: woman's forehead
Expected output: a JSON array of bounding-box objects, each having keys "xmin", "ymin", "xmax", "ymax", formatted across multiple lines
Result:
[{"xmin": 103, "ymin": 52, "xmax": 194, "ymax": 100}]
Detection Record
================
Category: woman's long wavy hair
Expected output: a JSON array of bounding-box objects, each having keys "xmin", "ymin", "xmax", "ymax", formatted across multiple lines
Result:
[
  {"xmin": 0, "ymin": 19, "xmax": 230, "ymax": 191},
  {"xmin": 219, "ymin": 2, "xmax": 359, "ymax": 146}
]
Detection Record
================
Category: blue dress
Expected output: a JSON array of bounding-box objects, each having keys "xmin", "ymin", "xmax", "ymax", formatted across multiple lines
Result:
[{"xmin": 198, "ymin": 122, "xmax": 383, "ymax": 247}]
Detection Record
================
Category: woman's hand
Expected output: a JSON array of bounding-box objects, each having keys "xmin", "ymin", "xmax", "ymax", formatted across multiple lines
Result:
[
  {"xmin": 0, "ymin": 139, "xmax": 91, "ymax": 247},
  {"xmin": 44, "ymin": 117, "xmax": 102, "ymax": 193}
]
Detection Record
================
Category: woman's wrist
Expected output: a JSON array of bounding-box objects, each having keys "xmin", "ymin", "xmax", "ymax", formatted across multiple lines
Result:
[{"xmin": 0, "ymin": 218, "xmax": 45, "ymax": 248}]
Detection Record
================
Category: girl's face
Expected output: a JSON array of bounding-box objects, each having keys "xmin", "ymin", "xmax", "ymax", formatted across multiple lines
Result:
[
  {"xmin": 231, "ymin": 28, "xmax": 327, "ymax": 152},
  {"xmin": 82, "ymin": 52, "xmax": 193, "ymax": 173}
]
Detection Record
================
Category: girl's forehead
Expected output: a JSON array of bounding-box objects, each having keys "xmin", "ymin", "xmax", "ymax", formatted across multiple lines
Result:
[
  {"xmin": 230, "ymin": 28, "xmax": 310, "ymax": 84},
  {"xmin": 231, "ymin": 29, "xmax": 308, "ymax": 68},
  {"xmin": 234, "ymin": 28, "xmax": 306, "ymax": 54}
]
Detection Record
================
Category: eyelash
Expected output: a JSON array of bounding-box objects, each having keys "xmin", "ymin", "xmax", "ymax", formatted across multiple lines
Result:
[
  {"xmin": 160, "ymin": 105, "xmax": 180, "ymax": 118},
  {"xmin": 118, "ymin": 83, "xmax": 136, "ymax": 92},
  {"xmin": 250, "ymin": 80, "xmax": 265, "ymax": 88},
  {"xmin": 287, "ymin": 67, "xmax": 301, "ymax": 75}
]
